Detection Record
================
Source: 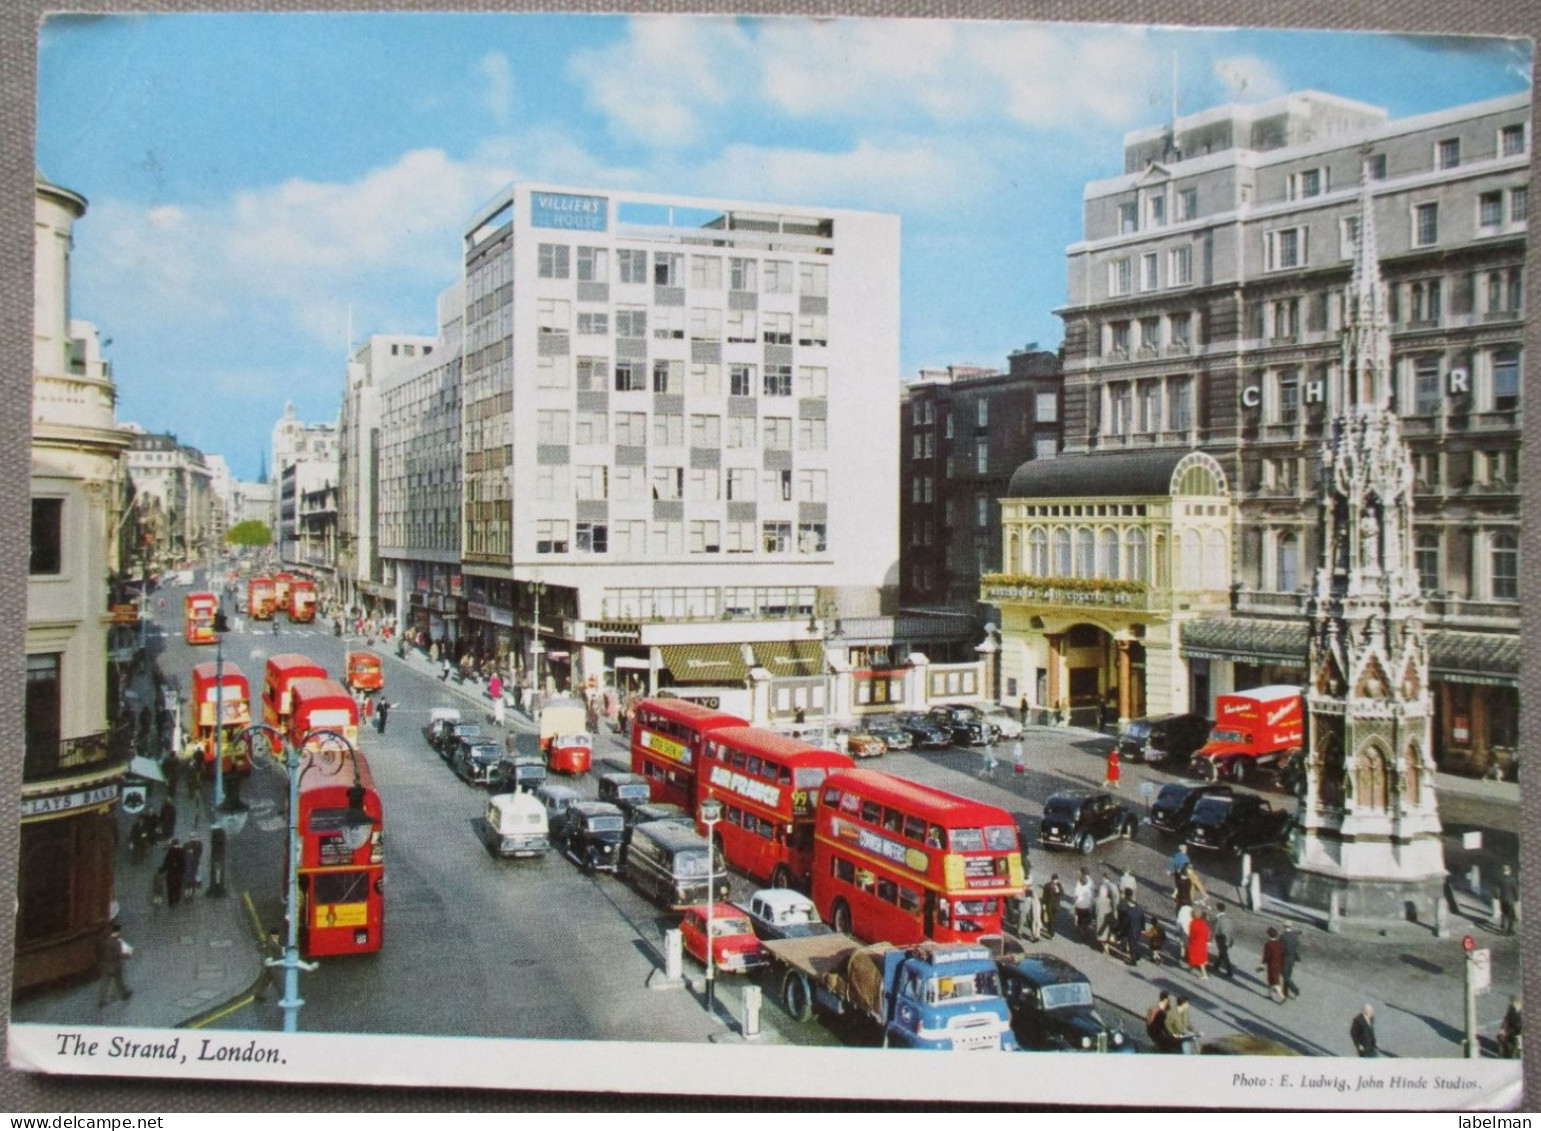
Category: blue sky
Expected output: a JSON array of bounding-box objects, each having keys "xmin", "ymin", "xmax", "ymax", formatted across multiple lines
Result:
[{"xmin": 38, "ymin": 15, "xmax": 1530, "ymax": 481}]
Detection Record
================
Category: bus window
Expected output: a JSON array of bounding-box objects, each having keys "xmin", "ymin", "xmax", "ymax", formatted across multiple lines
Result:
[
  {"xmin": 950, "ymin": 828, "xmax": 985, "ymax": 852},
  {"xmin": 903, "ymin": 815, "xmax": 927, "ymax": 843},
  {"xmin": 860, "ymin": 800, "xmax": 881, "ymax": 824},
  {"xmin": 985, "ymin": 825, "xmax": 1018, "ymax": 851},
  {"xmin": 882, "ymin": 807, "xmax": 902, "ymax": 833}
]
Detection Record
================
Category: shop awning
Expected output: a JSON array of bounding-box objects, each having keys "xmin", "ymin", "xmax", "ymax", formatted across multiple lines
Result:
[
  {"xmin": 660, "ymin": 644, "xmax": 752, "ymax": 684},
  {"xmin": 752, "ymin": 639, "xmax": 824, "ymax": 679},
  {"xmin": 1180, "ymin": 618, "xmax": 1518, "ymax": 688}
]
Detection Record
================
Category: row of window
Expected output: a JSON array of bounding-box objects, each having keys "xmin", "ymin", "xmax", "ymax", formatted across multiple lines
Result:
[
  {"xmin": 538, "ymin": 300, "xmax": 831, "ymax": 348},
  {"xmin": 1249, "ymin": 348, "xmax": 1520, "ymax": 425},
  {"xmin": 601, "ymin": 586, "xmax": 815, "ymax": 621},
  {"xmin": 1104, "ymin": 311, "xmax": 1195, "ymax": 358},
  {"xmin": 1263, "ymin": 528, "xmax": 1517, "ymax": 601},
  {"xmin": 1007, "ymin": 525, "xmax": 1230, "ymax": 591},
  {"xmin": 535, "ymin": 408, "xmax": 825, "ymax": 447},
  {"xmin": 534, "ymin": 518, "xmax": 827, "ymax": 556},
  {"xmin": 537, "ymin": 465, "xmax": 828, "ymax": 504},
  {"xmin": 1101, "ymin": 376, "xmax": 1195, "ymax": 437},
  {"xmin": 537, "ymin": 245, "xmax": 830, "ymax": 297},
  {"xmin": 908, "ymin": 392, "xmax": 1060, "ymax": 442},
  {"xmin": 1108, "ymin": 244, "xmax": 1194, "ymax": 296},
  {"xmin": 536, "ymin": 356, "xmax": 829, "ymax": 401}
]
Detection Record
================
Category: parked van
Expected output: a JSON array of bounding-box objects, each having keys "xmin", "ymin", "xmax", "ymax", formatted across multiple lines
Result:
[
  {"xmin": 625, "ymin": 822, "xmax": 732, "ymax": 910},
  {"xmin": 596, "ymin": 771, "xmax": 652, "ymax": 817},
  {"xmin": 484, "ymin": 792, "xmax": 549, "ymax": 858},
  {"xmin": 535, "ymin": 782, "xmax": 584, "ymax": 836}
]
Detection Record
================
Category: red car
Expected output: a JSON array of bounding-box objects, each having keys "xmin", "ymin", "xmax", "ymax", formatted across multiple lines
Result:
[{"xmin": 678, "ymin": 905, "xmax": 769, "ymax": 974}]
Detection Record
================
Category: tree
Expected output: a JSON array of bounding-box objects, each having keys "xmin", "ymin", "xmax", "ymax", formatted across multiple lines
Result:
[{"xmin": 225, "ymin": 520, "xmax": 273, "ymax": 548}]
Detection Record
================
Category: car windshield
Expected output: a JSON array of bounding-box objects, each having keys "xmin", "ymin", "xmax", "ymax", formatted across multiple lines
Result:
[
  {"xmin": 1043, "ymin": 799, "xmax": 1078, "ymax": 819},
  {"xmin": 1209, "ymin": 728, "xmax": 1247, "ymax": 744},
  {"xmin": 587, "ymin": 815, "xmax": 625, "ymax": 834},
  {"xmin": 675, "ymin": 849, "xmax": 712, "ymax": 877},
  {"xmin": 1155, "ymin": 785, "xmax": 1186, "ymax": 805},
  {"xmin": 712, "ymin": 916, "xmax": 754, "ymax": 937},
  {"xmin": 470, "ymin": 746, "xmax": 500, "ymax": 763},
  {"xmin": 1122, "ymin": 721, "xmax": 1151, "ymax": 739},
  {"xmin": 1040, "ymin": 981, "xmax": 1095, "ymax": 1010},
  {"xmin": 1192, "ymin": 797, "xmax": 1233, "ymax": 823},
  {"xmin": 924, "ymin": 969, "xmax": 999, "ymax": 1003},
  {"xmin": 984, "ymin": 825, "xmax": 1018, "ymax": 851}
]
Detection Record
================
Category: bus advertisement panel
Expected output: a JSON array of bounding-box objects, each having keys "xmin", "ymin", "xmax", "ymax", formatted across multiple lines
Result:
[
  {"xmin": 813, "ymin": 769, "xmax": 1024, "ymax": 946},
  {"xmin": 288, "ymin": 579, "xmax": 318, "ymax": 623},
  {"xmin": 273, "ymin": 572, "xmax": 295, "ymax": 613},
  {"xmin": 183, "ymin": 592, "xmax": 218, "ymax": 645},
  {"xmin": 248, "ymin": 577, "xmax": 276, "ymax": 620},
  {"xmin": 697, "ymin": 727, "xmax": 854, "ymax": 890},
  {"xmin": 190, "ymin": 661, "xmax": 252, "ymax": 777},
  {"xmin": 295, "ymin": 747, "xmax": 384, "ymax": 957},
  {"xmin": 629, "ymin": 698, "xmax": 747, "ymax": 810},
  {"xmin": 286, "ymin": 677, "xmax": 361, "ymax": 755},
  {"xmin": 262, "ymin": 654, "xmax": 329, "ymax": 734}
]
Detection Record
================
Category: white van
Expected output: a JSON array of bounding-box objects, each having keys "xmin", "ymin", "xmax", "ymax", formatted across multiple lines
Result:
[{"xmin": 484, "ymin": 792, "xmax": 549, "ymax": 858}]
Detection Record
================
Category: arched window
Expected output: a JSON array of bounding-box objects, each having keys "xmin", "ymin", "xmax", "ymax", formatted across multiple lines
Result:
[
  {"xmin": 1179, "ymin": 530, "xmax": 1202, "ymax": 588},
  {"xmin": 1205, "ymin": 530, "xmax": 1227, "ymax": 589},
  {"xmin": 1053, "ymin": 528, "xmax": 1072, "ymax": 577},
  {"xmin": 1125, "ymin": 528, "xmax": 1147, "ymax": 584},
  {"xmin": 1075, "ymin": 527, "xmax": 1095, "ymax": 579},
  {"xmin": 1007, "ymin": 531, "xmax": 1021, "ymax": 574},
  {"xmin": 1098, "ymin": 528, "xmax": 1120, "ymax": 580},
  {"xmin": 1491, "ymin": 531, "xmax": 1519, "ymax": 600},
  {"xmin": 1029, "ymin": 529, "xmax": 1050, "ymax": 576},
  {"xmin": 1276, "ymin": 532, "xmax": 1299, "ymax": 592},
  {"xmin": 1153, "ymin": 533, "xmax": 1168, "ymax": 588}
]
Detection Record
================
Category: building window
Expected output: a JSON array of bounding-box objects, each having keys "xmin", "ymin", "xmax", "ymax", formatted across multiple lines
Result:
[
  {"xmin": 1436, "ymin": 138, "xmax": 1461, "ymax": 170},
  {"xmin": 1274, "ymin": 368, "xmax": 1300, "ymax": 424},
  {"xmin": 762, "ymin": 312, "xmax": 793, "ymax": 345},
  {"xmin": 763, "ymin": 365, "xmax": 793, "ymax": 397},
  {"xmin": 577, "ymin": 356, "xmax": 609, "ymax": 392},
  {"xmin": 576, "ymin": 311, "xmax": 608, "ymax": 335},
  {"xmin": 798, "ymin": 417, "xmax": 827, "ymax": 451},
  {"xmin": 1118, "ymin": 201, "xmax": 1138, "ymax": 234},
  {"xmin": 729, "ymin": 258, "xmax": 757, "ymax": 292},
  {"xmin": 1177, "ymin": 187, "xmax": 1198, "ymax": 221},
  {"xmin": 725, "ymin": 417, "xmax": 756, "ymax": 450},
  {"xmin": 1125, "ymin": 528, "xmax": 1147, "ymax": 583},
  {"xmin": 762, "ymin": 417, "xmax": 793, "ymax": 451},
  {"xmin": 1053, "ymin": 529, "xmax": 1072, "ymax": 576},
  {"xmin": 652, "ymin": 467, "xmax": 683, "ymax": 500},
  {"xmin": 730, "ymin": 363, "xmax": 756, "ymax": 397},
  {"xmin": 688, "ymin": 362, "xmax": 721, "ymax": 397},
  {"xmin": 1340, "ymin": 215, "xmax": 1362, "ymax": 260},
  {"xmin": 727, "ymin": 467, "xmax": 755, "ymax": 501},
  {"xmin": 652, "ymin": 359, "xmax": 681, "ymax": 394},
  {"xmin": 617, "ymin": 249, "xmax": 648, "ymax": 284},
  {"xmin": 577, "ymin": 246, "xmax": 608, "ymax": 282},
  {"xmin": 687, "ymin": 467, "xmax": 719, "ymax": 501},
  {"xmin": 690, "ymin": 255, "xmax": 722, "ymax": 289},
  {"xmin": 975, "ymin": 494, "xmax": 989, "ymax": 528},
  {"xmin": 1110, "ymin": 385, "xmax": 1133, "ymax": 436},
  {"xmin": 690, "ymin": 521, "xmax": 722, "ymax": 554},
  {"xmin": 1141, "ymin": 253, "xmax": 1159, "ymax": 291},
  {"xmin": 1138, "ymin": 382, "xmax": 1162, "ymax": 433},
  {"xmin": 1501, "ymin": 123, "xmax": 1527, "ymax": 157},
  {"xmin": 798, "ymin": 523, "xmax": 826, "ymax": 553},
  {"xmin": 690, "ymin": 414, "xmax": 721, "ymax": 448},
  {"xmin": 652, "ymin": 309, "xmax": 684, "ymax": 341},
  {"xmin": 575, "ymin": 522, "xmax": 609, "ymax": 554},
  {"xmin": 1408, "ymin": 280, "xmax": 1441, "ymax": 325},
  {"xmin": 1169, "ymin": 245, "xmax": 1192, "ymax": 286},
  {"xmin": 538, "ymin": 243, "xmax": 571, "ymax": 279},
  {"xmin": 796, "ymin": 469, "xmax": 827, "ymax": 502},
  {"xmin": 1480, "ymin": 191, "xmax": 1505, "ymax": 232},
  {"xmin": 1491, "ymin": 531, "xmax": 1519, "ymax": 600},
  {"xmin": 1491, "ymin": 348, "xmax": 1521, "ymax": 411},
  {"xmin": 536, "ymin": 519, "xmax": 570, "ymax": 554},
  {"xmin": 797, "ymin": 366, "xmax": 828, "ymax": 398},
  {"xmin": 29, "ymin": 498, "xmax": 62, "ymax": 576},
  {"xmin": 24, "ymin": 653, "xmax": 60, "ymax": 780},
  {"xmin": 1110, "ymin": 258, "xmax": 1133, "ymax": 296},
  {"xmin": 1271, "ymin": 298, "xmax": 1300, "ymax": 341},
  {"xmin": 1366, "ymin": 153, "xmax": 1387, "ymax": 181},
  {"xmin": 1168, "ymin": 312, "xmax": 1191, "ymax": 351},
  {"xmin": 1028, "ymin": 529, "xmax": 1049, "ymax": 576},
  {"xmin": 1413, "ymin": 202, "xmax": 1439, "ymax": 248},
  {"xmin": 1413, "ymin": 356, "xmax": 1441, "ymax": 415},
  {"xmin": 614, "ymin": 360, "xmax": 645, "ymax": 392},
  {"xmin": 1287, "ymin": 168, "xmax": 1325, "ymax": 200},
  {"xmin": 799, "ymin": 262, "xmax": 829, "ymax": 297},
  {"xmin": 1035, "ymin": 391, "xmax": 1058, "ymax": 423},
  {"xmin": 1074, "ymin": 527, "xmax": 1094, "ymax": 579},
  {"xmin": 1146, "ymin": 192, "xmax": 1166, "ymax": 228},
  {"xmin": 614, "ymin": 306, "xmax": 647, "ymax": 338},
  {"xmin": 1098, "ymin": 528, "xmax": 1120, "ymax": 580},
  {"xmin": 653, "ymin": 412, "xmax": 684, "ymax": 447},
  {"xmin": 1511, "ymin": 186, "xmax": 1529, "ymax": 224},
  {"xmin": 726, "ymin": 309, "xmax": 756, "ymax": 343},
  {"xmin": 1108, "ymin": 321, "xmax": 1131, "ymax": 358},
  {"xmin": 1266, "ymin": 227, "xmax": 1306, "ymax": 271},
  {"xmin": 1415, "ymin": 532, "xmax": 1440, "ymax": 594},
  {"xmin": 652, "ymin": 252, "xmax": 683, "ymax": 287},
  {"xmin": 575, "ymin": 465, "xmax": 608, "ymax": 500},
  {"xmin": 536, "ymin": 409, "xmax": 569, "ymax": 444},
  {"xmin": 613, "ymin": 411, "xmax": 645, "ymax": 445},
  {"xmin": 797, "ymin": 313, "xmax": 828, "ymax": 347},
  {"xmin": 761, "ymin": 521, "xmax": 791, "ymax": 553}
]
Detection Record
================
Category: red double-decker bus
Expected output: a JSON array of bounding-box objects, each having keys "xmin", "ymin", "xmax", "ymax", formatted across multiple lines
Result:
[
  {"xmin": 286, "ymin": 676, "xmax": 361, "ymax": 756},
  {"xmin": 288, "ymin": 579, "xmax": 318, "ymax": 623},
  {"xmin": 295, "ymin": 745, "xmax": 384, "ymax": 957},
  {"xmin": 248, "ymin": 577, "xmax": 276, "ymax": 621},
  {"xmin": 190, "ymin": 661, "xmax": 252, "ymax": 777},
  {"xmin": 812, "ymin": 769, "xmax": 1025, "ymax": 946},
  {"xmin": 183, "ymin": 592, "xmax": 219, "ymax": 645},
  {"xmin": 273, "ymin": 572, "xmax": 295, "ymax": 613},
  {"xmin": 697, "ymin": 727, "xmax": 854, "ymax": 890},
  {"xmin": 629, "ymin": 698, "xmax": 747, "ymax": 810},
  {"xmin": 262, "ymin": 654, "xmax": 328, "ymax": 733}
]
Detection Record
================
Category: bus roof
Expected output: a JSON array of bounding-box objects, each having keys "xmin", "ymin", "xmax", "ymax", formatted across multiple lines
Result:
[
  {"xmin": 637, "ymin": 697, "xmax": 747, "ymax": 729},
  {"xmin": 823, "ymin": 769, "xmax": 1013, "ymax": 825},
  {"xmin": 266, "ymin": 654, "xmax": 328, "ymax": 679},
  {"xmin": 296, "ymin": 746, "xmax": 379, "ymax": 799},
  {"xmin": 288, "ymin": 676, "xmax": 354, "ymax": 703},
  {"xmin": 705, "ymin": 726, "xmax": 855, "ymax": 769},
  {"xmin": 184, "ymin": 591, "xmax": 218, "ymax": 605},
  {"xmin": 191, "ymin": 661, "xmax": 247, "ymax": 683}
]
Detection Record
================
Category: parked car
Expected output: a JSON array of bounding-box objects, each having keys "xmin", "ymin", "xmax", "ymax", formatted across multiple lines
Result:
[
  {"xmin": 740, "ymin": 889, "xmax": 834, "ymax": 941},
  {"xmin": 482, "ymin": 791, "xmax": 549, "ymax": 859},
  {"xmin": 621, "ymin": 801, "xmax": 695, "ymax": 863},
  {"xmin": 893, "ymin": 712, "xmax": 952, "ymax": 749},
  {"xmin": 978, "ymin": 704, "xmax": 1025, "ymax": 741},
  {"xmin": 422, "ymin": 707, "xmax": 461, "ymax": 751},
  {"xmin": 490, "ymin": 753, "xmax": 546, "ymax": 795},
  {"xmin": 928, "ymin": 704, "xmax": 999, "ymax": 746},
  {"xmin": 1038, "ymin": 791, "xmax": 1137, "ymax": 855},
  {"xmin": 534, "ymin": 782, "xmax": 584, "ymax": 837},
  {"xmin": 451, "ymin": 737, "xmax": 504, "ymax": 786},
  {"xmin": 596, "ymin": 771, "xmax": 652, "ymax": 818},
  {"xmin": 863, "ymin": 720, "xmax": 913, "ymax": 752},
  {"xmin": 1117, "ymin": 713, "xmax": 1212, "ymax": 764},
  {"xmin": 987, "ymin": 940, "xmax": 1135, "ymax": 1053},
  {"xmin": 1183, "ymin": 793, "xmax": 1294, "ymax": 856},
  {"xmin": 844, "ymin": 731, "xmax": 887, "ymax": 759},
  {"xmin": 429, "ymin": 717, "xmax": 482, "ymax": 760},
  {"xmin": 558, "ymin": 800, "xmax": 627, "ymax": 874},
  {"xmin": 1149, "ymin": 782, "xmax": 1234, "ymax": 835},
  {"xmin": 678, "ymin": 904, "xmax": 769, "ymax": 974},
  {"xmin": 625, "ymin": 821, "xmax": 731, "ymax": 908}
]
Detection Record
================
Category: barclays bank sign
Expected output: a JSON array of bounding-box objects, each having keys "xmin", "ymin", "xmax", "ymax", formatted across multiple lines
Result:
[{"xmin": 531, "ymin": 192, "xmax": 608, "ymax": 232}]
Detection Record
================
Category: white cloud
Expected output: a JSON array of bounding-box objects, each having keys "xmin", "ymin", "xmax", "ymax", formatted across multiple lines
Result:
[
  {"xmin": 1212, "ymin": 54, "xmax": 1288, "ymax": 102},
  {"xmin": 478, "ymin": 51, "xmax": 517, "ymax": 125},
  {"xmin": 566, "ymin": 17, "xmax": 753, "ymax": 150}
]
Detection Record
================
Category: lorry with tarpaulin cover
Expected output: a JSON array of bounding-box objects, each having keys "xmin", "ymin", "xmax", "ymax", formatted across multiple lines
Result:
[{"xmin": 762, "ymin": 934, "xmax": 1017, "ymax": 1050}]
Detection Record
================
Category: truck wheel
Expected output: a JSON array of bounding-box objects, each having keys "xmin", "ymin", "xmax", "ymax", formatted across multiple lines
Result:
[
  {"xmin": 1229, "ymin": 760, "xmax": 1248, "ymax": 784},
  {"xmin": 771, "ymin": 865, "xmax": 792, "ymax": 890},
  {"xmin": 832, "ymin": 899, "xmax": 853, "ymax": 936},
  {"xmin": 1078, "ymin": 833, "xmax": 1096, "ymax": 856},
  {"xmin": 781, "ymin": 970, "xmax": 813, "ymax": 1023}
]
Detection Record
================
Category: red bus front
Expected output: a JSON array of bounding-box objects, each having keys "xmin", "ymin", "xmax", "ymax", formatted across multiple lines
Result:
[
  {"xmin": 698, "ymin": 727, "xmax": 853, "ymax": 890},
  {"xmin": 190, "ymin": 661, "xmax": 252, "ymax": 776},
  {"xmin": 273, "ymin": 572, "xmax": 294, "ymax": 613},
  {"xmin": 344, "ymin": 651, "xmax": 384, "ymax": 693},
  {"xmin": 812, "ymin": 769, "xmax": 1025, "ymax": 946},
  {"xmin": 288, "ymin": 580, "xmax": 317, "ymax": 623},
  {"xmin": 286, "ymin": 677, "xmax": 361, "ymax": 755},
  {"xmin": 295, "ymin": 749, "xmax": 383, "ymax": 957},
  {"xmin": 262, "ymin": 654, "xmax": 328, "ymax": 733},
  {"xmin": 545, "ymin": 733, "xmax": 592, "ymax": 775},
  {"xmin": 183, "ymin": 592, "xmax": 218, "ymax": 645},
  {"xmin": 248, "ymin": 578, "xmax": 276, "ymax": 620},
  {"xmin": 629, "ymin": 698, "xmax": 747, "ymax": 810}
]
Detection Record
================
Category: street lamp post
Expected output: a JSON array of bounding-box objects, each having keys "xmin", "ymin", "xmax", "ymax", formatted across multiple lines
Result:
[
  {"xmin": 700, "ymin": 795, "xmax": 722, "ymax": 1015},
  {"xmin": 529, "ymin": 581, "xmax": 548, "ymax": 725}
]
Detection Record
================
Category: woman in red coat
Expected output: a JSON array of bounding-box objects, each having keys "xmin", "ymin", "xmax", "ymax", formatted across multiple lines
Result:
[
  {"xmin": 1187, "ymin": 908, "xmax": 1211, "ymax": 979},
  {"xmin": 1104, "ymin": 748, "xmax": 1121, "ymax": 790}
]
